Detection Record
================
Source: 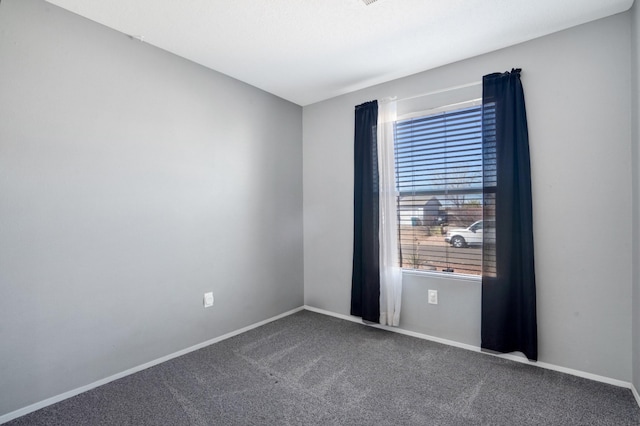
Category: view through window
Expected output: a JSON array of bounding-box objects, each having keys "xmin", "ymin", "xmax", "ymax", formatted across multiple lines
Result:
[{"xmin": 394, "ymin": 101, "xmax": 483, "ymax": 276}]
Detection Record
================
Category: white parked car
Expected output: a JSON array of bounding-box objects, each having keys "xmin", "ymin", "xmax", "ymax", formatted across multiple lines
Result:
[{"xmin": 445, "ymin": 220, "xmax": 483, "ymax": 248}]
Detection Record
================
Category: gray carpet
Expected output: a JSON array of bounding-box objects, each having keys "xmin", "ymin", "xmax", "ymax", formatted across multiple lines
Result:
[{"xmin": 7, "ymin": 310, "xmax": 640, "ymax": 425}]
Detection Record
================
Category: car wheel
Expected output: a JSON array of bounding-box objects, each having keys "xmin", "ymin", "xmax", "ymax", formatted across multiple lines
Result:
[{"xmin": 451, "ymin": 236, "xmax": 466, "ymax": 248}]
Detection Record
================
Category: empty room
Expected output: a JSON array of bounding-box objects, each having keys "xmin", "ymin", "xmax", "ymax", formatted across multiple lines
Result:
[{"xmin": 1, "ymin": 0, "xmax": 640, "ymax": 424}]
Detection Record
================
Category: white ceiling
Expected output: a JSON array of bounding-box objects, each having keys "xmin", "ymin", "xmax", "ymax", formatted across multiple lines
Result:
[{"xmin": 45, "ymin": 0, "xmax": 633, "ymax": 106}]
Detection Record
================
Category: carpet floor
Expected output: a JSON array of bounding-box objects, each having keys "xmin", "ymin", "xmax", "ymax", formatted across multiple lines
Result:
[{"xmin": 7, "ymin": 310, "xmax": 640, "ymax": 425}]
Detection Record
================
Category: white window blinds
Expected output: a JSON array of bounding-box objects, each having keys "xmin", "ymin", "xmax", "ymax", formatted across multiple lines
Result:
[{"xmin": 394, "ymin": 103, "xmax": 483, "ymax": 276}]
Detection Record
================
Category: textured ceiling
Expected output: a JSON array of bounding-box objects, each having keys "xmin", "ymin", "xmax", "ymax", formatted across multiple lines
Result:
[{"xmin": 45, "ymin": 0, "xmax": 633, "ymax": 106}]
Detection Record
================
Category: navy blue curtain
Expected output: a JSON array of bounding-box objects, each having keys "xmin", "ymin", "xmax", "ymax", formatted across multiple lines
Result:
[
  {"xmin": 351, "ymin": 100, "xmax": 380, "ymax": 323},
  {"xmin": 481, "ymin": 69, "xmax": 537, "ymax": 361}
]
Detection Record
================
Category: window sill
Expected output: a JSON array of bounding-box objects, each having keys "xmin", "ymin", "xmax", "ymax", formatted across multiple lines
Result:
[{"xmin": 401, "ymin": 268, "xmax": 481, "ymax": 283}]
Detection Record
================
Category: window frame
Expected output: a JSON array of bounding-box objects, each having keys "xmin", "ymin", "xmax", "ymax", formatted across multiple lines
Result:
[{"xmin": 394, "ymin": 98, "xmax": 484, "ymax": 280}]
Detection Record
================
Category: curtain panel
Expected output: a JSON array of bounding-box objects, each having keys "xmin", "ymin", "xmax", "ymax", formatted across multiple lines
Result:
[
  {"xmin": 481, "ymin": 69, "xmax": 538, "ymax": 361},
  {"xmin": 378, "ymin": 100, "xmax": 402, "ymax": 326},
  {"xmin": 351, "ymin": 100, "xmax": 380, "ymax": 323}
]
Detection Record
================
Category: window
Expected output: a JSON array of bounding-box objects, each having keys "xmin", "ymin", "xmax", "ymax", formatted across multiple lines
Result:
[{"xmin": 394, "ymin": 101, "xmax": 484, "ymax": 276}]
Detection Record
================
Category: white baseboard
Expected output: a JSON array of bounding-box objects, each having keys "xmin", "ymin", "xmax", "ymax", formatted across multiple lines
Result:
[
  {"xmin": 0, "ymin": 306, "xmax": 304, "ymax": 425},
  {"xmin": 303, "ymin": 305, "xmax": 636, "ymax": 395}
]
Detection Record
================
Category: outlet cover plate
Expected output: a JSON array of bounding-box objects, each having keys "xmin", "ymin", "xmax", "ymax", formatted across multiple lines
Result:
[
  {"xmin": 204, "ymin": 292, "xmax": 214, "ymax": 308},
  {"xmin": 428, "ymin": 290, "xmax": 438, "ymax": 305}
]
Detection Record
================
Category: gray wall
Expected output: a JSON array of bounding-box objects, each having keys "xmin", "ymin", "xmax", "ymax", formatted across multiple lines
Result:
[
  {"xmin": 632, "ymin": 0, "xmax": 640, "ymax": 395},
  {"xmin": 0, "ymin": 0, "xmax": 303, "ymax": 417},
  {"xmin": 304, "ymin": 13, "xmax": 633, "ymax": 381}
]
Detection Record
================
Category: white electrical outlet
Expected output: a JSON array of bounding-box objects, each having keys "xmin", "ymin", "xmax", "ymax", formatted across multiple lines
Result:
[
  {"xmin": 203, "ymin": 292, "xmax": 214, "ymax": 308},
  {"xmin": 428, "ymin": 290, "xmax": 438, "ymax": 305}
]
